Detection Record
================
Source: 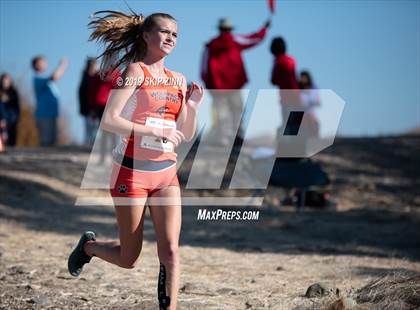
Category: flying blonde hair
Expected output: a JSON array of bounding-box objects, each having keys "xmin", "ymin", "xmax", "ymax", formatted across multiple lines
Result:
[{"xmin": 88, "ymin": 10, "xmax": 176, "ymax": 77}]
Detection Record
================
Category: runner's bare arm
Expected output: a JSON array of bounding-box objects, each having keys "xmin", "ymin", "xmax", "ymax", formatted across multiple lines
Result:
[{"xmin": 101, "ymin": 63, "xmax": 160, "ymax": 138}]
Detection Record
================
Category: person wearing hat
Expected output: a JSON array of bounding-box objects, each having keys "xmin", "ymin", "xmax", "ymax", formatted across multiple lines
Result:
[{"xmin": 201, "ymin": 17, "xmax": 270, "ymax": 146}]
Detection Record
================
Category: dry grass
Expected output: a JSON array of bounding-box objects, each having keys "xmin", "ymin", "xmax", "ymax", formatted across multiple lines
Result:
[
  {"xmin": 300, "ymin": 273, "xmax": 420, "ymax": 310},
  {"xmin": 355, "ymin": 273, "xmax": 420, "ymax": 309}
]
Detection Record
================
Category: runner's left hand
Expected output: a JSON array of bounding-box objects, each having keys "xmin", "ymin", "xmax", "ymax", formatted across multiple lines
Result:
[{"xmin": 186, "ymin": 82, "xmax": 204, "ymax": 111}]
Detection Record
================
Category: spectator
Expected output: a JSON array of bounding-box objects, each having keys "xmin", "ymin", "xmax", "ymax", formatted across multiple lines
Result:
[
  {"xmin": 270, "ymin": 37, "xmax": 302, "ymax": 136},
  {"xmin": 0, "ymin": 73, "xmax": 20, "ymax": 146},
  {"xmin": 201, "ymin": 17, "xmax": 270, "ymax": 146},
  {"xmin": 299, "ymin": 70, "xmax": 320, "ymax": 138},
  {"xmin": 0, "ymin": 97, "xmax": 6, "ymax": 152},
  {"xmin": 89, "ymin": 69, "xmax": 120, "ymax": 162},
  {"xmin": 31, "ymin": 55, "xmax": 68, "ymax": 146},
  {"xmin": 79, "ymin": 57, "xmax": 99, "ymax": 146}
]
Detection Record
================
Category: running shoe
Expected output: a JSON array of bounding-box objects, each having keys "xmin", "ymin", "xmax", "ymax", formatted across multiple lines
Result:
[{"xmin": 67, "ymin": 231, "xmax": 96, "ymax": 277}]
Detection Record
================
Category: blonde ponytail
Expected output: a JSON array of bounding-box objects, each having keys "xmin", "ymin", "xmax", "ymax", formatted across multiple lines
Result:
[{"xmin": 88, "ymin": 10, "xmax": 145, "ymax": 76}]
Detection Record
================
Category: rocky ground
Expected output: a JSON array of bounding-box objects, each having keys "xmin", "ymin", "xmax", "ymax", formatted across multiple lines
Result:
[{"xmin": 0, "ymin": 135, "xmax": 419, "ymax": 309}]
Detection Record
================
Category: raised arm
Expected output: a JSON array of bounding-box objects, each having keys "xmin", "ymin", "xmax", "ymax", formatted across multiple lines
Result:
[
  {"xmin": 50, "ymin": 58, "xmax": 69, "ymax": 81},
  {"xmin": 235, "ymin": 19, "xmax": 271, "ymax": 51}
]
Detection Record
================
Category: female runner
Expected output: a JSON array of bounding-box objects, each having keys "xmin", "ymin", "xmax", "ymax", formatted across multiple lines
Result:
[{"xmin": 68, "ymin": 11, "xmax": 203, "ymax": 310}]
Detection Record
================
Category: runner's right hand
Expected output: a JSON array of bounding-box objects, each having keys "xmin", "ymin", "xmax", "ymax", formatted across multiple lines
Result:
[{"xmin": 153, "ymin": 127, "xmax": 185, "ymax": 147}]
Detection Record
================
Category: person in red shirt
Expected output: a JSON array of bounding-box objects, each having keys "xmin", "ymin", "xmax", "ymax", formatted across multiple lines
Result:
[
  {"xmin": 270, "ymin": 36, "xmax": 302, "ymax": 137},
  {"xmin": 89, "ymin": 69, "xmax": 120, "ymax": 162},
  {"xmin": 201, "ymin": 17, "xmax": 270, "ymax": 146}
]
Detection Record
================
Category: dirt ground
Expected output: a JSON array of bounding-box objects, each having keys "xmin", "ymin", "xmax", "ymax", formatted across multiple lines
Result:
[{"xmin": 0, "ymin": 136, "xmax": 419, "ymax": 309}]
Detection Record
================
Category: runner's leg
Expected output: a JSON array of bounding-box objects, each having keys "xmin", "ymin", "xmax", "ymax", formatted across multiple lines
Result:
[
  {"xmin": 148, "ymin": 186, "xmax": 182, "ymax": 310},
  {"xmin": 84, "ymin": 204, "xmax": 146, "ymax": 268}
]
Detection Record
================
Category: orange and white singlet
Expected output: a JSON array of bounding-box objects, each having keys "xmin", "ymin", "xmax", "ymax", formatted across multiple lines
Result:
[
  {"xmin": 110, "ymin": 64, "xmax": 184, "ymax": 200},
  {"xmin": 113, "ymin": 63, "xmax": 184, "ymax": 162}
]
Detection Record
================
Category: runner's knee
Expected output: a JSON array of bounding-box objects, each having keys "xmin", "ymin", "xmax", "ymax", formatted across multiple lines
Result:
[
  {"xmin": 118, "ymin": 237, "xmax": 143, "ymax": 269},
  {"xmin": 158, "ymin": 243, "xmax": 179, "ymax": 265}
]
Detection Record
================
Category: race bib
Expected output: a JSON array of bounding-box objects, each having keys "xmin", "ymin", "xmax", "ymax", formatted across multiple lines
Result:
[{"xmin": 140, "ymin": 117, "xmax": 176, "ymax": 152}]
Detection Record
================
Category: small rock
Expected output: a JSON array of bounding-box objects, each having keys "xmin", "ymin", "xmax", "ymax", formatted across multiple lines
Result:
[
  {"xmin": 305, "ymin": 283, "xmax": 331, "ymax": 298},
  {"xmin": 27, "ymin": 296, "xmax": 48, "ymax": 305},
  {"xmin": 180, "ymin": 283, "xmax": 189, "ymax": 292},
  {"xmin": 29, "ymin": 269, "xmax": 37, "ymax": 276},
  {"xmin": 30, "ymin": 284, "xmax": 42, "ymax": 290},
  {"xmin": 244, "ymin": 298, "xmax": 265, "ymax": 309},
  {"xmin": 328, "ymin": 297, "xmax": 356, "ymax": 310},
  {"xmin": 121, "ymin": 294, "xmax": 133, "ymax": 300},
  {"xmin": 56, "ymin": 275, "xmax": 73, "ymax": 280},
  {"xmin": 180, "ymin": 282, "xmax": 201, "ymax": 293},
  {"xmin": 276, "ymin": 266, "xmax": 284, "ymax": 271},
  {"xmin": 8, "ymin": 265, "xmax": 25, "ymax": 275},
  {"xmin": 216, "ymin": 287, "xmax": 235, "ymax": 294}
]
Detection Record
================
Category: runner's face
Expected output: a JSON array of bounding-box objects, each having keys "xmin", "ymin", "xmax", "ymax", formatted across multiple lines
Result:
[{"xmin": 144, "ymin": 17, "xmax": 177, "ymax": 56}]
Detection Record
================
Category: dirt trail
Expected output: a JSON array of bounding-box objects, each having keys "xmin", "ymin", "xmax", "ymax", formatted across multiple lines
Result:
[{"xmin": 0, "ymin": 137, "xmax": 419, "ymax": 309}]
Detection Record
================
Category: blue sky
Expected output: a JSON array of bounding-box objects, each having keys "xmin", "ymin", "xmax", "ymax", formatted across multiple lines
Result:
[{"xmin": 1, "ymin": 0, "xmax": 419, "ymax": 142}]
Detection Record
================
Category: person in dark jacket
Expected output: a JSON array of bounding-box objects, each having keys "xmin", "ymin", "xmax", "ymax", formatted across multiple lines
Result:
[
  {"xmin": 0, "ymin": 73, "xmax": 20, "ymax": 146},
  {"xmin": 0, "ymin": 94, "xmax": 7, "ymax": 152},
  {"xmin": 79, "ymin": 58, "xmax": 99, "ymax": 145},
  {"xmin": 201, "ymin": 18, "xmax": 270, "ymax": 146}
]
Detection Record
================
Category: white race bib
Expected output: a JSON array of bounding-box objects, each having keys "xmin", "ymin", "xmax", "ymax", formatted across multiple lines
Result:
[{"xmin": 140, "ymin": 117, "xmax": 176, "ymax": 152}]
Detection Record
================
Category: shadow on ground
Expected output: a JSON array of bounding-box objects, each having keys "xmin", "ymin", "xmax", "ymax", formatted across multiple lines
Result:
[{"xmin": 0, "ymin": 138, "xmax": 419, "ymax": 262}]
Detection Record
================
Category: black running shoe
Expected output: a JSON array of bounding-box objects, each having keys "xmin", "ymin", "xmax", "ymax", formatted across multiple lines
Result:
[{"xmin": 68, "ymin": 231, "xmax": 96, "ymax": 277}]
